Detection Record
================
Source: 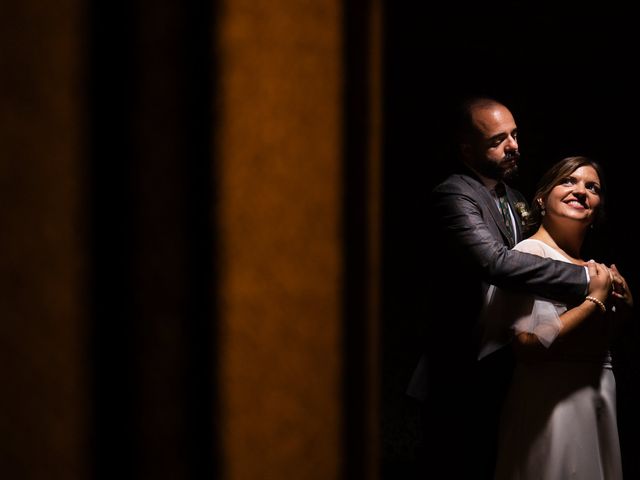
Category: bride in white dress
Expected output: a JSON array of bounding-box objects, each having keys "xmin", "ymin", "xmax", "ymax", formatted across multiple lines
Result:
[{"xmin": 479, "ymin": 156, "xmax": 633, "ymax": 480}]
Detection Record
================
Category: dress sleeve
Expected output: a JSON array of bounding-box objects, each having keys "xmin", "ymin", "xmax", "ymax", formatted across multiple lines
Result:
[
  {"xmin": 478, "ymin": 241, "xmax": 567, "ymax": 359},
  {"xmin": 511, "ymin": 296, "xmax": 566, "ymax": 347},
  {"xmin": 510, "ymin": 240, "xmax": 566, "ymax": 345}
]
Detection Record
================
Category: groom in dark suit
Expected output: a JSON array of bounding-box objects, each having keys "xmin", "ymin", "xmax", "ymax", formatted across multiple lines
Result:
[{"xmin": 407, "ymin": 97, "xmax": 605, "ymax": 479}]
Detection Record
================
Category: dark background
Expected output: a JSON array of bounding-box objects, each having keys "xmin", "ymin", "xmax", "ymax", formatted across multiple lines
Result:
[{"xmin": 381, "ymin": 7, "xmax": 640, "ymax": 478}]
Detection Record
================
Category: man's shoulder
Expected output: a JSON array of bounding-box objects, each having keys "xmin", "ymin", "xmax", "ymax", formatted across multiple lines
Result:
[{"xmin": 433, "ymin": 173, "xmax": 482, "ymax": 194}]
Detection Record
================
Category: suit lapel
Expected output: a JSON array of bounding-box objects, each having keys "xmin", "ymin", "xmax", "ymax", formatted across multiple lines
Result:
[
  {"xmin": 472, "ymin": 180, "xmax": 515, "ymax": 247},
  {"xmin": 459, "ymin": 170, "xmax": 519, "ymax": 247},
  {"xmin": 505, "ymin": 187, "xmax": 523, "ymax": 244}
]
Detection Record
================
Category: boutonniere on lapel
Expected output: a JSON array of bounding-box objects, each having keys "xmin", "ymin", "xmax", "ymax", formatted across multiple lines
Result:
[{"xmin": 514, "ymin": 202, "xmax": 530, "ymax": 226}]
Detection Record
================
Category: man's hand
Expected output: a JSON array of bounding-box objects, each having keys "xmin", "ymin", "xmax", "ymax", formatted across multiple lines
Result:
[{"xmin": 610, "ymin": 264, "xmax": 634, "ymax": 309}]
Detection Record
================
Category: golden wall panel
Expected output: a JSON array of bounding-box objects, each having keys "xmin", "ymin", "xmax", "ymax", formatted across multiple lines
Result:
[{"xmin": 215, "ymin": 1, "xmax": 343, "ymax": 478}]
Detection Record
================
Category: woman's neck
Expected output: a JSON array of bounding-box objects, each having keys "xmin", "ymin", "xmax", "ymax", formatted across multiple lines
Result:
[{"xmin": 530, "ymin": 222, "xmax": 587, "ymax": 264}]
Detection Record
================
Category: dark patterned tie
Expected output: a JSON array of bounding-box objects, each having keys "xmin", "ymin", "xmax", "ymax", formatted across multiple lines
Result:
[{"xmin": 495, "ymin": 182, "xmax": 514, "ymax": 245}]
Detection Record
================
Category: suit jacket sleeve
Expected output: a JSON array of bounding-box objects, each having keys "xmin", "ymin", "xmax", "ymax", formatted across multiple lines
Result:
[{"xmin": 432, "ymin": 180, "xmax": 588, "ymax": 303}]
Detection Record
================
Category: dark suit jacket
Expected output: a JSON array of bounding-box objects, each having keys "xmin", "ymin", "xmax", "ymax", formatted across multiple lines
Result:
[{"xmin": 407, "ymin": 170, "xmax": 588, "ymax": 400}]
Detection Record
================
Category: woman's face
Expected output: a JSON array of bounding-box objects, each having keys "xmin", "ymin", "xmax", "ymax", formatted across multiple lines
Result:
[{"xmin": 543, "ymin": 166, "xmax": 602, "ymax": 226}]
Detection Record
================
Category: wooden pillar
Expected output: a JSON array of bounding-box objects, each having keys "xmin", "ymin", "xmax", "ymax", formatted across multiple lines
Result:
[
  {"xmin": 215, "ymin": 1, "xmax": 343, "ymax": 479},
  {"xmin": 214, "ymin": 0, "xmax": 382, "ymax": 478}
]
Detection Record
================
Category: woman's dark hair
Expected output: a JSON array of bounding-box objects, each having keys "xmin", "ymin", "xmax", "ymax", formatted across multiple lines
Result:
[{"xmin": 524, "ymin": 156, "xmax": 606, "ymax": 234}]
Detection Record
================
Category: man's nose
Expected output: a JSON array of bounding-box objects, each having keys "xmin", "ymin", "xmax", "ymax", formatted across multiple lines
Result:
[{"xmin": 505, "ymin": 135, "xmax": 518, "ymax": 150}]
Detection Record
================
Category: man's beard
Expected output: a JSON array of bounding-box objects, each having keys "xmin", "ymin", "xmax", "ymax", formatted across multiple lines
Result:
[
  {"xmin": 503, "ymin": 162, "xmax": 519, "ymax": 181},
  {"xmin": 478, "ymin": 151, "xmax": 520, "ymax": 180}
]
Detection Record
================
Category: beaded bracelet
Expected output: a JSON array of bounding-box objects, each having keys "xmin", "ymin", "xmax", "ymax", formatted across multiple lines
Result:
[{"xmin": 585, "ymin": 296, "xmax": 607, "ymax": 313}]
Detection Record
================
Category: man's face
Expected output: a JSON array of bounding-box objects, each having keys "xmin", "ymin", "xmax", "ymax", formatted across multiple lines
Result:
[{"xmin": 464, "ymin": 104, "xmax": 520, "ymax": 180}]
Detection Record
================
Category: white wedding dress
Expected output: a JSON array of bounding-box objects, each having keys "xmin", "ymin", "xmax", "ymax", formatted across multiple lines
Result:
[{"xmin": 479, "ymin": 239, "xmax": 622, "ymax": 480}]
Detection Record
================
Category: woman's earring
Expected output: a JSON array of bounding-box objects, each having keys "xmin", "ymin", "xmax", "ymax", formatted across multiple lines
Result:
[{"xmin": 538, "ymin": 199, "xmax": 546, "ymax": 216}]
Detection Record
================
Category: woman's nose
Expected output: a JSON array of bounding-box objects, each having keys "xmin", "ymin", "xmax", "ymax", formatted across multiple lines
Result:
[
  {"xmin": 574, "ymin": 182, "xmax": 587, "ymax": 193},
  {"xmin": 572, "ymin": 183, "xmax": 587, "ymax": 197}
]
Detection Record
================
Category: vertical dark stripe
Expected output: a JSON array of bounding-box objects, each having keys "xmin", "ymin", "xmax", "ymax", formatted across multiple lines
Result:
[
  {"xmin": 87, "ymin": 1, "xmax": 138, "ymax": 478},
  {"xmin": 88, "ymin": 1, "xmax": 219, "ymax": 477},
  {"xmin": 343, "ymin": 0, "xmax": 374, "ymax": 477},
  {"xmin": 184, "ymin": 0, "xmax": 218, "ymax": 478}
]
